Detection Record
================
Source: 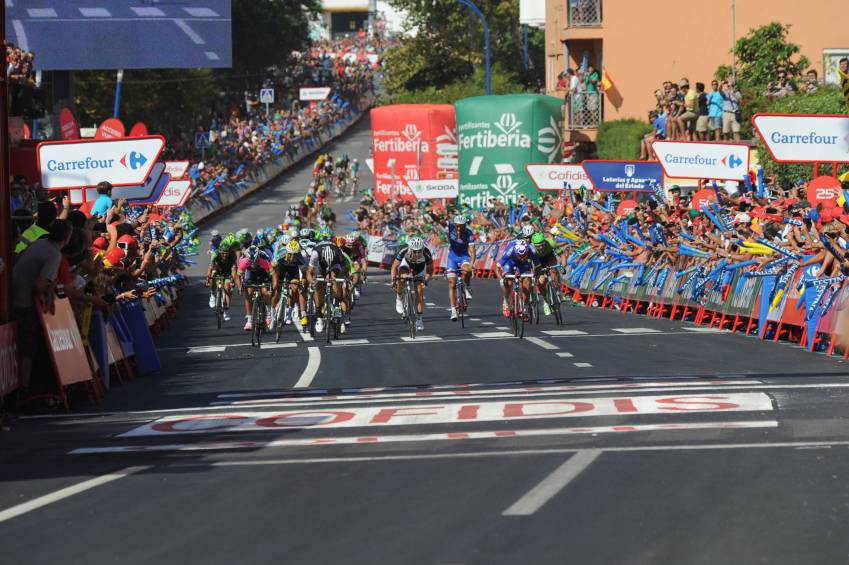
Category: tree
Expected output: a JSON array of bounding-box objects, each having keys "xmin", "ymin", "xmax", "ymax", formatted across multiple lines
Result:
[
  {"xmin": 385, "ymin": 0, "xmax": 544, "ymax": 95},
  {"xmin": 715, "ymin": 22, "xmax": 809, "ymax": 91}
]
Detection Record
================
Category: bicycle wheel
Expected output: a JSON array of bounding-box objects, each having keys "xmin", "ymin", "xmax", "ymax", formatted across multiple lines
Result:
[
  {"xmin": 325, "ymin": 287, "xmax": 333, "ymax": 344},
  {"xmin": 215, "ymin": 284, "xmax": 223, "ymax": 330},
  {"xmin": 516, "ymin": 288, "xmax": 525, "ymax": 339},
  {"xmin": 549, "ymin": 285, "xmax": 563, "ymax": 326},
  {"xmin": 532, "ymin": 287, "xmax": 540, "ymax": 325},
  {"xmin": 307, "ymin": 293, "xmax": 316, "ymax": 338},
  {"xmin": 275, "ymin": 289, "xmax": 286, "ymax": 343},
  {"xmin": 406, "ymin": 282, "xmax": 416, "ymax": 340}
]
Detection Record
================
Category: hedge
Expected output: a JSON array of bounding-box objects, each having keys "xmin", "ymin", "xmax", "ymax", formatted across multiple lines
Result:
[{"xmin": 596, "ymin": 119, "xmax": 653, "ymax": 160}]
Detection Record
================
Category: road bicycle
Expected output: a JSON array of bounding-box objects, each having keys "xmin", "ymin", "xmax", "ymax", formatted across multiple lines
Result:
[
  {"xmin": 397, "ymin": 273, "xmax": 424, "ymax": 340},
  {"xmin": 538, "ymin": 265, "xmax": 565, "ymax": 326},
  {"xmin": 274, "ymin": 278, "xmax": 303, "ymax": 343},
  {"xmin": 212, "ymin": 276, "xmax": 227, "ymax": 329},
  {"xmin": 314, "ymin": 276, "xmax": 342, "ymax": 343},
  {"xmin": 503, "ymin": 274, "xmax": 528, "ymax": 338},
  {"xmin": 246, "ymin": 283, "xmax": 271, "ymax": 348},
  {"xmin": 449, "ymin": 272, "xmax": 469, "ymax": 328}
]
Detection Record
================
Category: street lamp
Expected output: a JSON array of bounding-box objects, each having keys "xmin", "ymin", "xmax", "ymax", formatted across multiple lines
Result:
[{"xmin": 455, "ymin": 0, "xmax": 491, "ymax": 95}]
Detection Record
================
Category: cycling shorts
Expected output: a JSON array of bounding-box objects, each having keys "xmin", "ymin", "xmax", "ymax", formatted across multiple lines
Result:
[
  {"xmin": 446, "ymin": 251, "xmax": 471, "ymax": 276},
  {"xmin": 275, "ymin": 263, "xmax": 302, "ymax": 282},
  {"xmin": 243, "ymin": 269, "xmax": 270, "ymax": 286},
  {"xmin": 537, "ymin": 253, "xmax": 558, "ymax": 269},
  {"xmin": 313, "ymin": 263, "xmax": 345, "ymax": 279},
  {"xmin": 398, "ymin": 258, "xmax": 428, "ymax": 276}
]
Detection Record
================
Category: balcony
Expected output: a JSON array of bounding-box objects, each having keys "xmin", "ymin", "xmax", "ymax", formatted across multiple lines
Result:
[
  {"xmin": 567, "ymin": 92, "xmax": 603, "ymax": 130},
  {"xmin": 567, "ymin": 0, "xmax": 602, "ymax": 27}
]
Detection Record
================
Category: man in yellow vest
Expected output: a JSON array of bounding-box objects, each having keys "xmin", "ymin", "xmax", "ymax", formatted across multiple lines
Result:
[{"xmin": 15, "ymin": 201, "xmax": 56, "ymax": 254}]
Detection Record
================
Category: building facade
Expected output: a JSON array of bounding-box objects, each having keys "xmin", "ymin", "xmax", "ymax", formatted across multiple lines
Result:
[{"xmin": 545, "ymin": 0, "xmax": 849, "ymax": 143}]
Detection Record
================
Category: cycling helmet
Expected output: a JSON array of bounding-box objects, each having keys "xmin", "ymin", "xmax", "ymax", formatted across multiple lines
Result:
[
  {"xmin": 408, "ymin": 236, "xmax": 425, "ymax": 251},
  {"xmin": 318, "ymin": 227, "xmax": 333, "ymax": 241},
  {"xmin": 344, "ymin": 233, "xmax": 357, "ymax": 245},
  {"xmin": 320, "ymin": 245, "xmax": 336, "ymax": 265},
  {"xmin": 219, "ymin": 242, "xmax": 232, "ymax": 254},
  {"xmin": 286, "ymin": 240, "xmax": 301, "ymax": 254},
  {"xmin": 299, "ymin": 228, "xmax": 312, "ymax": 239},
  {"xmin": 239, "ymin": 231, "xmax": 253, "ymax": 247},
  {"xmin": 246, "ymin": 246, "xmax": 260, "ymax": 266},
  {"xmin": 210, "ymin": 229, "xmax": 220, "ymax": 237},
  {"xmin": 531, "ymin": 232, "xmax": 546, "ymax": 245},
  {"xmin": 210, "ymin": 233, "xmax": 222, "ymax": 247},
  {"xmin": 521, "ymin": 224, "xmax": 535, "ymax": 238},
  {"xmin": 454, "ymin": 214, "xmax": 468, "ymax": 225},
  {"xmin": 288, "ymin": 228, "xmax": 299, "ymax": 239},
  {"xmin": 515, "ymin": 241, "xmax": 530, "ymax": 257}
]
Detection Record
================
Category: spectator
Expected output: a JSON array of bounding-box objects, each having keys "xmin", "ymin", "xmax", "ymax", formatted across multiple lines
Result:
[
  {"xmin": 721, "ymin": 80, "xmax": 742, "ymax": 142},
  {"xmin": 694, "ymin": 82, "xmax": 709, "ymax": 140},
  {"xmin": 707, "ymin": 80, "xmax": 724, "ymax": 141},
  {"xmin": 803, "ymin": 69, "xmax": 819, "ymax": 94},
  {"xmin": 678, "ymin": 79, "xmax": 698, "ymax": 140},
  {"xmin": 89, "ymin": 181, "xmax": 113, "ymax": 218},
  {"xmin": 15, "ymin": 200, "xmax": 55, "ymax": 254},
  {"xmin": 12, "ymin": 219, "xmax": 72, "ymax": 396},
  {"xmin": 765, "ymin": 68, "xmax": 798, "ymax": 98}
]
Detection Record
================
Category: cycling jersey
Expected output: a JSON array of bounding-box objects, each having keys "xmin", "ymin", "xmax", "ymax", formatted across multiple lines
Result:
[
  {"xmin": 210, "ymin": 251, "xmax": 237, "ymax": 276},
  {"xmin": 238, "ymin": 248, "xmax": 272, "ymax": 285},
  {"xmin": 395, "ymin": 246, "xmax": 433, "ymax": 275},
  {"xmin": 343, "ymin": 240, "xmax": 366, "ymax": 262},
  {"xmin": 309, "ymin": 242, "xmax": 345, "ymax": 277},
  {"xmin": 499, "ymin": 240, "xmax": 539, "ymax": 275},
  {"xmin": 447, "ymin": 222, "xmax": 471, "ymax": 256}
]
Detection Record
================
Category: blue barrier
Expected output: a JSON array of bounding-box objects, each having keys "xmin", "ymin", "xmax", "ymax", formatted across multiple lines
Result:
[
  {"xmin": 87, "ymin": 310, "xmax": 111, "ymax": 389},
  {"xmin": 119, "ymin": 300, "xmax": 161, "ymax": 375}
]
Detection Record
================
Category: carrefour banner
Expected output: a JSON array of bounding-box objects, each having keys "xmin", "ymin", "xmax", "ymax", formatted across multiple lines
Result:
[
  {"xmin": 370, "ymin": 104, "xmax": 458, "ymax": 203},
  {"xmin": 455, "ymin": 94, "xmax": 563, "ymax": 207}
]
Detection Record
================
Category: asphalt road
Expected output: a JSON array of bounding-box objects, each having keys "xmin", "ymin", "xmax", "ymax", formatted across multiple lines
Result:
[{"xmin": 4, "ymin": 116, "xmax": 849, "ymax": 564}]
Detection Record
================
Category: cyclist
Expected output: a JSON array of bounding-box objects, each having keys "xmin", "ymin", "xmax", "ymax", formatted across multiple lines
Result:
[
  {"xmin": 349, "ymin": 159, "xmax": 361, "ymax": 192},
  {"xmin": 334, "ymin": 236, "xmax": 356, "ymax": 325},
  {"xmin": 342, "ymin": 232, "xmax": 367, "ymax": 300},
  {"xmin": 206, "ymin": 239, "xmax": 236, "ymax": 321},
  {"xmin": 518, "ymin": 223, "xmax": 535, "ymax": 241},
  {"xmin": 531, "ymin": 231, "xmax": 563, "ymax": 316},
  {"xmin": 445, "ymin": 214, "xmax": 476, "ymax": 322},
  {"xmin": 307, "ymin": 236, "xmax": 348, "ymax": 334},
  {"xmin": 495, "ymin": 239, "xmax": 538, "ymax": 321},
  {"xmin": 208, "ymin": 230, "xmax": 221, "ymax": 256},
  {"xmin": 237, "ymin": 245, "xmax": 273, "ymax": 332},
  {"xmin": 390, "ymin": 236, "xmax": 433, "ymax": 332},
  {"xmin": 272, "ymin": 239, "xmax": 308, "ymax": 330}
]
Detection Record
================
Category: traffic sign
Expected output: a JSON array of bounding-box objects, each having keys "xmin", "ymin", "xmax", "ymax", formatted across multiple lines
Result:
[
  {"xmin": 259, "ymin": 88, "xmax": 275, "ymax": 104},
  {"xmin": 652, "ymin": 140, "xmax": 750, "ymax": 181},
  {"xmin": 581, "ymin": 160, "xmax": 664, "ymax": 192},
  {"xmin": 38, "ymin": 135, "xmax": 165, "ymax": 190},
  {"xmin": 194, "ymin": 132, "xmax": 211, "ymax": 149},
  {"xmin": 753, "ymin": 113, "xmax": 849, "ymax": 163},
  {"xmin": 155, "ymin": 179, "xmax": 193, "ymax": 208},
  {"xmin": 299, "ymin": 87, "xmax": 331, "ymax": 101},
  {"xmin": 526, "ymin": 164, "xmax": 592, "ymax": 190}
]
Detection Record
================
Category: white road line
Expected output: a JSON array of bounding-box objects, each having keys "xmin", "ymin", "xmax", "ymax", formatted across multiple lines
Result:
[
  {"xmin": 257, "ymin": 343, "xmax": 297, "ymax": 350},
  {"xmin": 472, "ymin": 332, "xmax": 513, "ymax": 338},
  {"xmin": 612, "ymin": 328, "xmax": 661, "ymax": 334},
  {"xmin": 401, "ymin": 335, "xmax": 442, "ymax": 342},
  {"xmin": 11, "ymin": 20, "xmax": 28, "ymax": 51},
  {"xmin": 574, "ymin": 362, "xmax": 593, "ymax": 368},
  {"xmin": 27, "ymin": 8, "xmax": 56, "ymax": 17},
  {"xmin": 542, "ymin": 330, "xmax": 588, "ymax": 336},
  {"xmin": 329, "ymin": 339, "xmax": 370, "ymax": 346},
  {"xmin": 131, "ymin": 6, "xmax": 165, "ymax": 17},
  {"xmin": 72, "ymin": 422, "xmax": 777, "ymax": 455},
  {"xmin": 682, "ymin": 327, "xmax": 723, "ymax": 333},
  {"xmin": 0, "ymin": 466, "xmax": 150, "ymax": 523},
  {"xmin": 526, "ymin": 337, "xmax": 559, "ymax": 350},
  {"xmin": 79, "ymin": 7, "xmax": 110, "ymax": 17},
  {"xmin": 470, "ymin": 318, "xmax": 481, "ymax": 322},
  {"xmin": 496, "ymin": 326, "xmax": 510, "ymax": 330},
  {"xmin": 184, "ymin": 7, "xmax": 219, "ymax": 17},
  {"xmin": 205, "ymin": 52, "xmax": 220, "ymax": 61},
  {"xmin": 480, "ymin": 321, "xmax": 494, "ymax": 325},
  {"xmin": 556, "ymin": 352, "xmax": 574, "ymax": 358},
  {"xmin": 294, "ymin": 346, "xmax": 320, "ymax": 388},
  {"xmin": 188, "ymin": 346, "xmax": 225, "ymax": 354},
  {"xmin": 426, "ymin": 302, "xmax": 436, "ymax": 306},
  {"xmin": 174, "ymin": 19, "xmax": 205, "ymax": 44},
  {"xmin": 503, "ymin": 450, "xmax": 601, "ymax": 516}
]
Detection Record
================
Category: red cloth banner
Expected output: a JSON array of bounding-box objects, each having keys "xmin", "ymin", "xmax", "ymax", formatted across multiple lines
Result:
[
  {"xmin": 60, "ymin": 107, "xmax": 81, "ymax": 140},
  {"xmin": 370, "ymin": 104, "xmax": 458, "ymax": 204},
  {"xmin": 95, "ymin": 118, "xmax": 126, "ymax": 139}
]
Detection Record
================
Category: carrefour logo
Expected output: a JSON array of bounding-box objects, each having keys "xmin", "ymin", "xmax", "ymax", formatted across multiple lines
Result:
[
  {"xmin": 120, "ymin": 151, "xmax": 148, "ymax": 170},
  {"xmin": 721, "ymin": 154, "xmax": 743, "ymax": 169}
]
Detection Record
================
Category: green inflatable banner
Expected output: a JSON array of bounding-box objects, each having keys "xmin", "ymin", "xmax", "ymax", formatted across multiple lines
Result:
[{"xmin": 455, "ymin": 94, "xmax": 563, "ymax": 208}]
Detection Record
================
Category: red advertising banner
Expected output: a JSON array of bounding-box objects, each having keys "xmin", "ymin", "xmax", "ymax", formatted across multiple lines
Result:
[
  {"xmin": 38, "ymin": 297, "xmax": 93, "ymax": 387},
  {"xmin": 807, "ymin": 176, "xmax": 841, "ymax": 208},
  {"xmin": 371, "ymin": 104, "xmax": 458, "ymax": 204},
  {"xmin": 60, "ymin": 107, "xmax": 80, "ymax": 140},
  {"xmin": 691, "ymin": 188, "xmax": 717, "ymax": 210},
  {"xmin": 0, "ymin": 322, "xmax": 18, "ymax": 397},
  {"xmin": 129, "ymin": 122, "xmax": 149, "ymax": 137},
  {"xmin": 95, "ymin": 118, "xmax": 126, "ymax": 139}
]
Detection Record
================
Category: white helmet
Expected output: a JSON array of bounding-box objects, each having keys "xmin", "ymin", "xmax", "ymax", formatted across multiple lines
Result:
[
  {"xmin": 281, "ymin": 234, "xmax": 291, "ymax": 246},
  {"xmin": 454, "ymin": 214, "xmax": 468, "ymax": 225},
  {"xmin": 344, "ymin": 233, "xmax": 357, "ymax": 245},
  {"xmin": 321, "ymin": 245, "xmax": 336, "ymax": 265},
  {"xmin": 521, "ymin": 224, "xmax": 535, "ymax": 237},
  {"xmin": 408, "ymin": 236, "xmax": 425, "ymax": 251},
  {"xmin": 288, "ymin": 228, "xmax": 299, "ymax": 239}
]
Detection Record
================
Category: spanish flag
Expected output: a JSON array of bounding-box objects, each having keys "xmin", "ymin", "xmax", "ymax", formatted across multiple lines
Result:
[{"xmin": 600, "ymin": 67, "xmax": 614, "ymax": 93}]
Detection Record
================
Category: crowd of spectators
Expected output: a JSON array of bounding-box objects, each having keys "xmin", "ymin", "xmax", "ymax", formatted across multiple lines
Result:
[
  {"xmin": 164, "ymin": 37, "xmax": 384, "ymax": 213},
  {"xmin": 6, "ymin": 41, "xmax": 36, "ymax": 87}
]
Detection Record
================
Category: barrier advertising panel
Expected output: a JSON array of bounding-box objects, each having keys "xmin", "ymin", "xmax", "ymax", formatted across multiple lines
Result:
[
  {"xmin": 652, "ymin": 141, "xmax": 750, "ymax": 181},
  {"xmin": 38, "ymin": 298, "xmax": 93, "ymax": 386},
  {"xmin": 526, "ymin": 164, "xmax": 591, "ymax": 190},
  {"xmin": 371, "ymin": 104, "xmax": 458, "ymax": 203},
  {"xmin": 582, "ymin": 160, "xmax": 664, "ymax": 192},
  {"xmin": 753, "ymin": 113, "xmax": 849, "ymax": 163},
  {"xmin": 455, "ymin": 94, "xmax": 563, "ymax": 207}
]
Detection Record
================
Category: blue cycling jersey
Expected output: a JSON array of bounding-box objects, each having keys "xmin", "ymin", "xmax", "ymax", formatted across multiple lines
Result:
[
  {"xmin": 499, "ymin": 240, "xmax": 539, "ymax": 272},
  {"xmin": 447, "ymin": 222, "xmax": 471, "ymax": 255}
]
